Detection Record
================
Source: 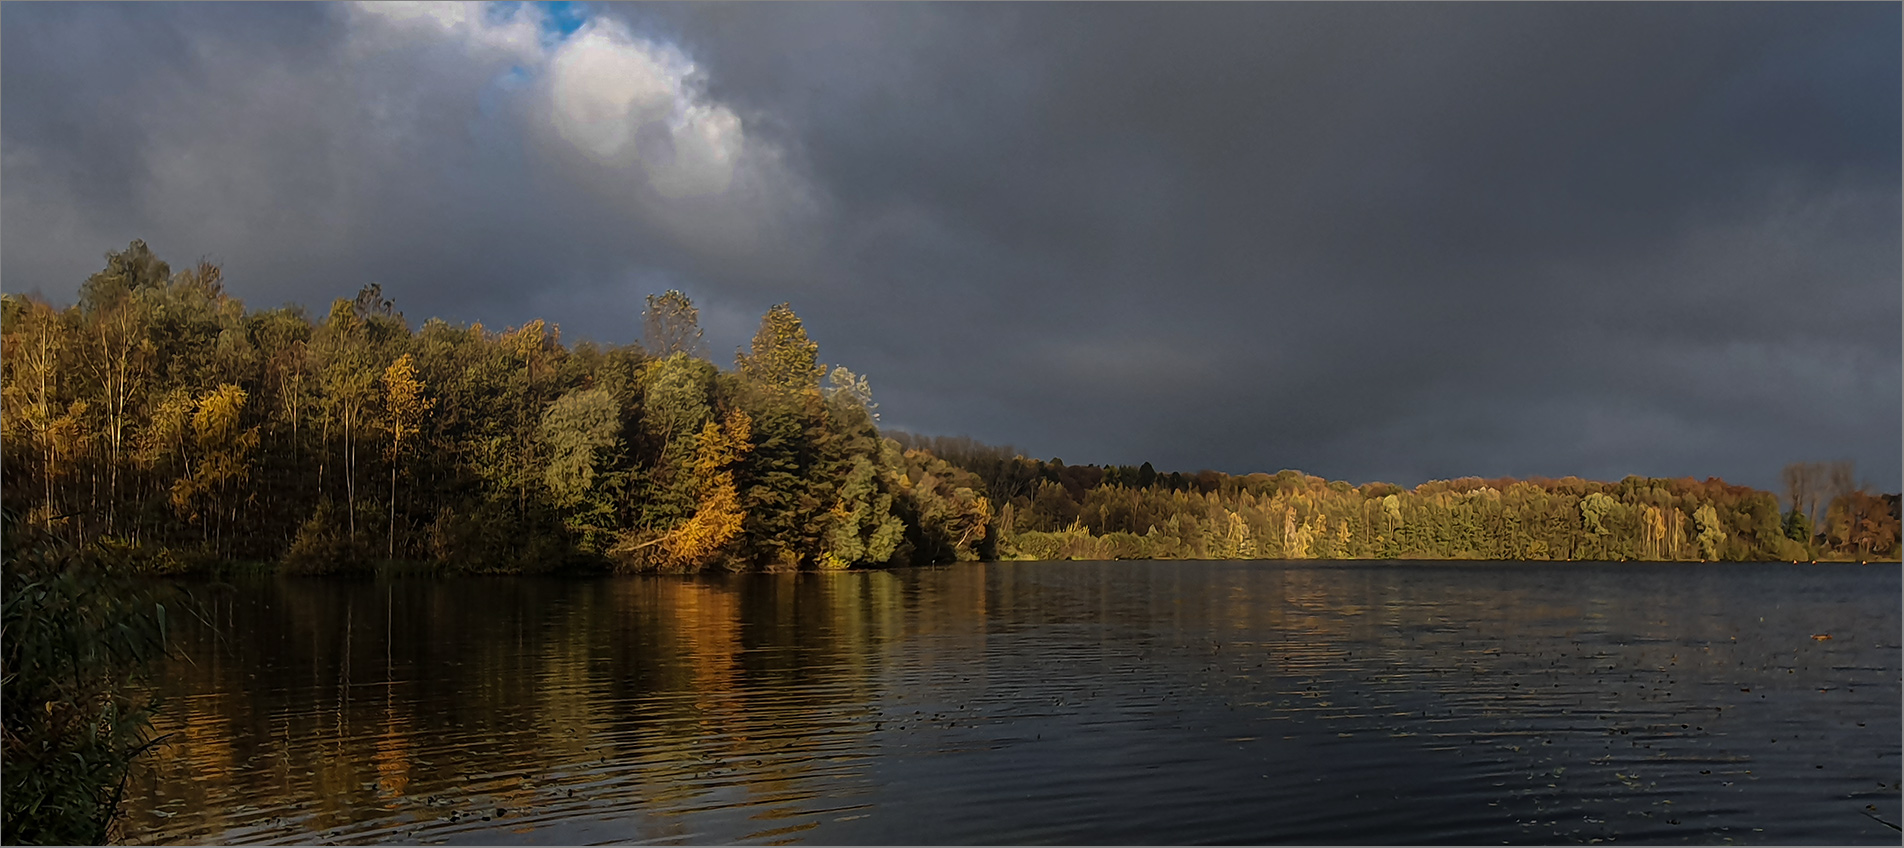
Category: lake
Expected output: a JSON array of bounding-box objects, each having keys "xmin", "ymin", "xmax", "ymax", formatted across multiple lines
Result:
[{"xmin": 121, "ymin": 561, "xmax": 1901, "ymax": 845}]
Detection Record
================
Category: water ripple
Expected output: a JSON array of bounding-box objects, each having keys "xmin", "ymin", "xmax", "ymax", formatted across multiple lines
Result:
[{"xmin": 122, "ymin": 562, "xmax": 1901, "ymax": 844}]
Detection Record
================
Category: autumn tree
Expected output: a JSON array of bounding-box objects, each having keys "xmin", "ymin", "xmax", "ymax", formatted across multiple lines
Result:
[
  {"xmin": 1207, "ymin": 509, "xmax": 1255, "ymax": 560},
  {"xmin": 500, "ymin": 318, "xmax": 560, "ymax": 518},
  {"xmin": 669, "ymin": 409, "xmax": 754, "ymax": 568},
  {"xmin": 1639, "ymin": 504, "xmax": 1666, "ymax": 560},
  {"xmin": 256, "ymin": 310, "xmax": 314, "ymax": 468},
  {"xmin": 382, "ymin": 353, "xmax": 433, "ymax": 558},
  {"xmin": 1827, "ymin": 488, "xmax": 1899, "ymax": 559},
  {"xmin": 77, "ymin": 241, "xmax": 169, "ymax": 535},
  {"xmin": 170, "ymin": 384, "xmax": 259, "ymax": 555},
  {"xmin": 1579, "ymin": 491, "xmax": 1617, "ymax": 559},
  {"xmin": 615, "ymin": 409, "xmax": 753, "ymax": 570},
  {"xmin": 737, "ymin": 303, "xmax": 823, "ymax": 393},
  {"xmin": 1, "ymin": 297, "xmax": 66, "ymax": 527},
  {"xmin": 1692, "ymin": 503, "xmax": 1728, "ymax": 561},
  {"xmin": 643, "ymin": 289, "xmax": 706, "ymax": 358},
  {"xmin": 316, "ymin": 300, "xmax": 378, "ymax": 540},
  {"xmin": 895, "ymin": 444, "xmax": 995, "ymax": 563}
]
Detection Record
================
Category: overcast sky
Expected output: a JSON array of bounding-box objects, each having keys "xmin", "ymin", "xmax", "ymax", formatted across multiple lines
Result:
[{"xmin": 4, "ymin": 2, "xmax": 1898, "ymax": 492}]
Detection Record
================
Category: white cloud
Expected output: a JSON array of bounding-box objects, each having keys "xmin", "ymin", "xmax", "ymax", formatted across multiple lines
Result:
[
  {"xmin": 342, "ymin": 1, "xmax": 546, "ymax": 66},
  {"xmin": 334, "ymin": 2, "xmax": 815, "ymax": 269},
  {"xmin": 343, "ymin": 3, "xmax": 755, "ymax": 201},
  {"xmin": 544, "ymin": 18, "xmax": 745, "ymax": 199}
]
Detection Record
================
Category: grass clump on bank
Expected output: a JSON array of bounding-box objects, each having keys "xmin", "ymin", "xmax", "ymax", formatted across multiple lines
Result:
[{"xmin": 2, "ymin": 510, "xmax": 176, "ymax": 845}]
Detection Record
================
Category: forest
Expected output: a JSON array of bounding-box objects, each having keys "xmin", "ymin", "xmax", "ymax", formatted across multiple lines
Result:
[
  {"xmin": 2, "ymin": 240, "xmax": 1899, "ymax": 574},
  {"xmin": 898, "ymin": 434, "xmax": 1899, "ymax": 563},
  {"xmin": 2, "ymin": 241, "xmax": 993, "ymax": 574}
]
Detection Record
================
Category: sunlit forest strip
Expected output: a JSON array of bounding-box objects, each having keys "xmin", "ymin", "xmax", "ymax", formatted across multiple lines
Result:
[
  {"xmin": 908, "ymin": 435, "xmax": 1899, "ymax": 563},
  {"xmin": 2, "ymin": 240, "xmax": 1898, "ymax": 573}
]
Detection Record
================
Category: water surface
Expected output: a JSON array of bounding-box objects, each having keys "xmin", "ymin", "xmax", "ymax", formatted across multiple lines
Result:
[{"xmin": 123, "ymin": 561, "xmax": 1902, "ymax": 844}]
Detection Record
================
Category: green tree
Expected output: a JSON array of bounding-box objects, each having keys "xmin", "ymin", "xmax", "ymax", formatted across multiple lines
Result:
[
  {"xmin": 1782, "ymin": 509, "xmax": 1813, "ymax": 545},
  {"xmin": 539, "ymin": 387, "xmax": 624, "ymax": 552},
  {"xmin": 819, "ymin": 455, "xmax": 906, "ymax": 569},
  {"xmin": 638, "ymin": 353, "xmax": 716, "ymax": 527}
]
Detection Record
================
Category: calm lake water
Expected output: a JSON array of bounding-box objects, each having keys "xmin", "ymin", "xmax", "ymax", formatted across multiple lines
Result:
[{"xmin": 122, "ymin": 561, "xmax": 1900, "ymax": 845}]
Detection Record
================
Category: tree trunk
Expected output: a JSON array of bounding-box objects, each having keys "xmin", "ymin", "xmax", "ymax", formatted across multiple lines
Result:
[
  {"xmin": 38, "ymin": 325, "xmax": 55, "ymax": 530},
  {"xmin": 346, "ymin": 401, "xmax": 356, "ymax": 540},
  {"xmin": 319, "ymin": 409, "xmax": 328, "ymax": 501}
]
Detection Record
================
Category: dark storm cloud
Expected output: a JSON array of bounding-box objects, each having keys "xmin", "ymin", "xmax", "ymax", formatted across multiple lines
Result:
[{"xmin": 4, "ymin": 2, "xmax": 1897, "ymax": 491}]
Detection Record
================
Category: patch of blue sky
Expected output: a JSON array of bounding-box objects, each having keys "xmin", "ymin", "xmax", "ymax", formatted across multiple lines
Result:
[
  {"xmin": 475, "ymin": 3, "xmax": 591, "ymax": 117},
  {"xmin": 539, "ymin": 1, "xmax": 591, "ymax": 37},
  {"xmin": 479, "ymin": 1, "xmax": 590, "ymax": 40}
]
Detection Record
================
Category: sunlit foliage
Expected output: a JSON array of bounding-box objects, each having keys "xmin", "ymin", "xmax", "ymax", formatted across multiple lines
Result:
[
  {"xmin": 0, "ymin": 241, "xmax": 995, "ymax": 573},
  {"xmin": 735, "ymin": 303, "xmax": 823, "ymax": 393},
  {"xmin": 2, "ymin": 240, "xmax": 1895, "ymax": 572},
  {"xmin": 884, "ymin": 435, "xmax": 1898, "ymax": 563}
]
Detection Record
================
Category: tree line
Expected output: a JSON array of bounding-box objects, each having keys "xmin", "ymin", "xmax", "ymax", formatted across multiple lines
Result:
[
  {"xmin": 1, "ymin": 241, "xmax": 990, "ymax": 573},
  {"xmin": 3, "ymin": 240, "xmax": 1897, "ymax": 573},
  {"xmin": 887, "ymin": 442, "xmax": 1901, "ymax": 564}
]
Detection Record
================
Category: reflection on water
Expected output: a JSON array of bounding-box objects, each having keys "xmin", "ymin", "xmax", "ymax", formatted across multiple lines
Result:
[{"xmin": 124, "ymin": 562, "xmax": 1901, "ymax": 844}]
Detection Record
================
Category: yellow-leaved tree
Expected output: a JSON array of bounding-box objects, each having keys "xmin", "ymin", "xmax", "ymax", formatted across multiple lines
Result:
[
  {"xmin": 615, "ymin": 409, "xmax": 753, "ymax": 571},
  {"xmin": 1, "ymin": 297, "xmax": 64, "ymax": 529},
  {"xmin": 736, "ymin": 303, "xmax": 823, "ymax": 393},
  {"xmin": 1693, "ymin": 503, "xmax": 1728, "ymax": 561},
  {"xmin": 382, "ymin": 353, "xmax": 432, "ymax": 559},
  {"xmin": 170, "ymin": 384, "xmax": 258, "ymax": 555}
]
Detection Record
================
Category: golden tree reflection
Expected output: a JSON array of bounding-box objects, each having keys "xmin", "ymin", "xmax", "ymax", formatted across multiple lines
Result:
[{"xmin": 118, "ymin": 562, "xmax": 1857, "ymax": 846}]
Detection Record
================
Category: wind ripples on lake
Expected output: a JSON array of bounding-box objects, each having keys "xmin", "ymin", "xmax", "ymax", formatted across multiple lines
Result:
[{"xmin": 122, "ymin": 561, "xmax": 1900, "ymax": 844}]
